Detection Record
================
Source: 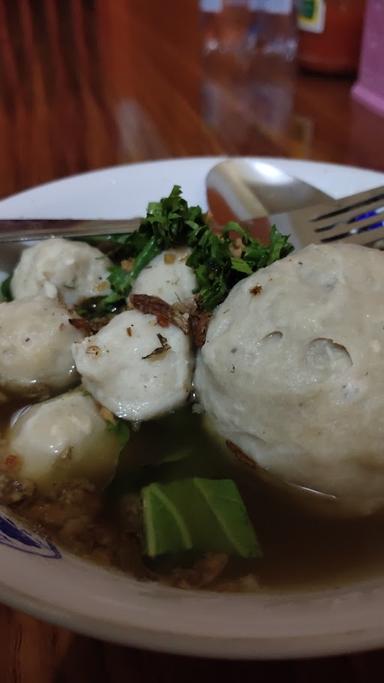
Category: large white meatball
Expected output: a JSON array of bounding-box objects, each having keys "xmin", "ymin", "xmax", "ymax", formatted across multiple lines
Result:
[
  {"xmin": 11, "ymin": 238, "xmax": 112, "ymax": 306},
  {"xmin": 0, "ymin": 296, "xmax": 83, "ymax": 398},
  {"xmin": 132, "ymin": 248, "xmax": 196, "ymax": 304},
  {"xmin": 7, "ymin": 391, "xmax": 122, "ymax": 492},
  {"xmin": 72, "ymin": 309, "xmax": 193, "ymax": 421},
  {"xmin": 195, "ymin": 244, "xmax": 384, "ymax": 515}
]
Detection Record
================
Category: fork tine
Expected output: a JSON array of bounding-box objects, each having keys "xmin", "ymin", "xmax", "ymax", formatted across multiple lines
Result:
[
  {"xmin": 330, "ymin": 223, "xmax": 384, "ymax": 247},
  {"xmin": 313, "ymin": 195, "xmax": 384, "ymax": 233},
  {"xmin": 283, "ymin": 187, "xmax": 384, "ymax": 249},
  {"xmin": 321, "ymin": 219, "xmax": 384, "ymax": 244},
  {"xmin": 315, "ymin": 204, "xmax": 384, "ymax": 233},
  {"xmin": 312, "ymin": 187, "xmax": 384, "ymax": 221}
]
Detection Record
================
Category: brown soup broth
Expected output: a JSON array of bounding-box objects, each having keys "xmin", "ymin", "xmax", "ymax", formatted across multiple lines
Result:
[{"xmin": 3, "ymin": 402, "xmax": 384, "ymax": 591}]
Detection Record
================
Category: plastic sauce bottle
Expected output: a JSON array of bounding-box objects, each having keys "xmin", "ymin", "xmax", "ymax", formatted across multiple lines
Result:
[{"xmin": 298, "ymin": 0, "xmax": 366, "ymax": 75}]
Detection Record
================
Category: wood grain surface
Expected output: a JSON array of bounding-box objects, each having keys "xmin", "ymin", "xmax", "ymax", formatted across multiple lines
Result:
[{"xmin": 1, "ymin": 1, "xmax": 384, "ymax": 680}]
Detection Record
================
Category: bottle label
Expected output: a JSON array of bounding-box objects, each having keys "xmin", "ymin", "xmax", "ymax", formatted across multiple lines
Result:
[
  {"xmin": 298, "ymin": 0, "xmax": 326, "ymax": 33},
  {"xmin": 249, "ymin": 0, "xmax": 293, "ymax": 13}
]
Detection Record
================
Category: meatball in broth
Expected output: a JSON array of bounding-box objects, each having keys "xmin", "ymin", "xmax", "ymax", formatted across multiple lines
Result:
[
  {"xmin": 0, "ymin": 296, "xmax": 84, "ymax": 399},
  {"xmin": 72, "ymin": 309, "xmax": 193, "ymax": 421},
  {"xmin": 195, "ymin": 243, "xmax": 384, "ymax": 515},
  {"xmin": 132, "ymin": 248, "xmax": 196, "ymax": 304},
  {"xmin": 11, "ymin": 237, "xmax": 112, "ymax": 306},
  {"xmin": 6, "ymin": 390, "xmax": 122, "ymax": 493}
]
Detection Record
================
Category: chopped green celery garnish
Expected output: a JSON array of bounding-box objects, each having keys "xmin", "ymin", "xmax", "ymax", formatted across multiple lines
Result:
[{"xmin": 77, "ymin": 185, "xmax": 293, "ymax": 318}]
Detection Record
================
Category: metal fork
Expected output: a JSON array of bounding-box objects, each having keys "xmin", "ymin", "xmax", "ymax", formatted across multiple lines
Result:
[{"xmin": 271, "ymin": 185, "xmax": 384, "ymax": 250}]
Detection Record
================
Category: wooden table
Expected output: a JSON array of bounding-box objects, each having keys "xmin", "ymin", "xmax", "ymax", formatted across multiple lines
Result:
[{"xmin": 1, "ymin": 1, "xmax": 384, "ymax": 680}]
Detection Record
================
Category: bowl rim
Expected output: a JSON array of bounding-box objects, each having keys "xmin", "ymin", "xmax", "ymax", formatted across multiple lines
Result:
[{"xmin": 2, "ymin": 571, "xmax": 384, "ymax": 659}]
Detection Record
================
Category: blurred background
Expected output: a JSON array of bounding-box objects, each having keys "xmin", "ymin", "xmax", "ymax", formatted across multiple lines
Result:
[{"xmin": 0, "ymin": 0, "xmax": 382, "ymax": 198}]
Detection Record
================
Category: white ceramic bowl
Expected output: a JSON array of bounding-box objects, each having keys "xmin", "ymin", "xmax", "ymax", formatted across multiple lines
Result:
[{"xmin": 1, "ymin": 157, "xmax": 384, "ymax": 659}]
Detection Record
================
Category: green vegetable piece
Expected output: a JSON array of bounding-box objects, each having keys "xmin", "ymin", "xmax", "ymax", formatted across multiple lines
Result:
[
  {"xmin": 0, "ymin": 276, "xmax": 12, "ymax": 302},
  {"xmin": 107, "ymin": 419, "xmax": 130, "ymax": 449},
  {"xmin": 143, "ymin": 481, "xmax": 193, "ymax": 557},
  {"xmin": 75, "ymin": 292, "xmax": 125, "ymax": 318},
  {"xmin": 266, "ymin": 224, "xmax": 292, "ymax": 265},
  {"xmin": 230, "ymin": 258, "xmax": 253, "ymax": 275},
  {"xmin": 107, "ymin": 236, "xmax": 160, "ymax": 298},
  {"xmin": 142, "ymin": 478, "xmax": 261, "ymax": 559}
]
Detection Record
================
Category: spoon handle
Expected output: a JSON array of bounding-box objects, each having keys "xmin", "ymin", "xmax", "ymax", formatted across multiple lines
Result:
[{"xmin": 0, "ymin": 217, "xmax": 142, "ymax": 242}]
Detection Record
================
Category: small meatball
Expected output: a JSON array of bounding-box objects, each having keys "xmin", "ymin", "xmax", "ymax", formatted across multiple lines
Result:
[
  {"xmin": 11, "ymin": 238, "xmax": 112, "ymax": 306},
  {"xmin": 72, "ymin": 309, "xmax": 193, "ymax": 421},
  {"xmin": 7, "ymin": 391, "xmax": 122, "ymax": 493},
  {"xmin": 0, "ymin": 297, "xmax": 84, "ymax": 399},
  {"xmin": 132, "ymin": 248, "xmax": 196, "ymax": 305}
]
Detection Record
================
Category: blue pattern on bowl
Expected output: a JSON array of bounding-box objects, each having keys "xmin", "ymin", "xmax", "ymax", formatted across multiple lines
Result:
[{"xmin": 0, "ymin": 511, "xmax": 61, "ymax": 558}]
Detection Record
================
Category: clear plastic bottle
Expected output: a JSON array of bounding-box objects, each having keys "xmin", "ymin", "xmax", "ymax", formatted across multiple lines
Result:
[
  {"xmin": 200, "ymin": 0, "xmax": 250, "ymax": 57},
  {"xmin": 199, "ymin": 0, "xmax": 298, "ymax": 145},
  {"xmin": 248, "ymin": 0, "xmax": 298, "ymax": 63},
  {"xmin": 247, "ymin": 1, "xmax": 298, "ymax": 135},
  {"xmin": 200, "ymin": 0, "xmax": 221, "ymax": 56},
  {"xmin": 200, "ymin": 0, "xmax": 251, "ymax": 138}
]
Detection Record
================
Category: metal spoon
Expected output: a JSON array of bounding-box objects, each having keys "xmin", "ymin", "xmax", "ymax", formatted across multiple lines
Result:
[{"xmin": 206, "ymin": 158, "xmax": 332, "ymax": 224}]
